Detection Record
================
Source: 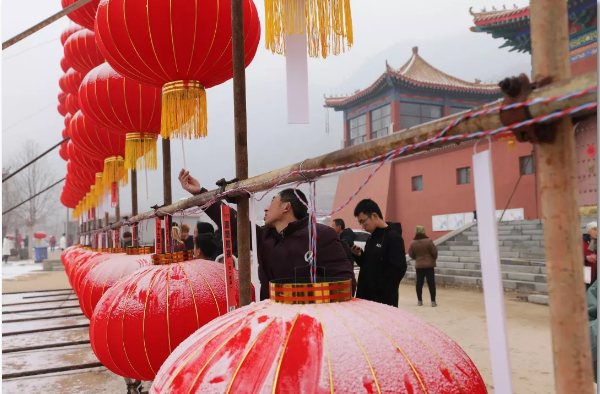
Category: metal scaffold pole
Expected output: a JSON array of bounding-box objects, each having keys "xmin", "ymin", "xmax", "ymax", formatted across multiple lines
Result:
[{"xmin": 530, "ymin": 0, "xmax": 595, "ymax": 392}]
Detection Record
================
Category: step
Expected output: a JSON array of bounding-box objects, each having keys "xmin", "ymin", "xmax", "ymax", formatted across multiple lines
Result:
[
  {"xmin": 444, "ymin": 241, "xmax": 473, "ymax": 246},
  {"xmin": 406, "ymin": 267, "xmax": 546, "ymax": 283},
  {"xmin": 527, "ymin": 294, "xmax": 549, "ymax": 305},
  {"xmin": 430, "ymin": 261, "xmax": 545, "ymax": 274},
  {"xmin": 456, "ymin": 256, "xmax": 547, "ymax": 266},
  {"xmin": 404, "ymin": 273, "xmax": 548, "ymax": 293},
  {"xmin": 498, "ymin": 235, "xmax": 532, "ymax": 241},
  {"xmin": 449, "ymin": 245, "xmax": 478, "ymax": 251},
  {"xmin": 522, "ymin": 230, "xmax": 544, "ymax": 235}
]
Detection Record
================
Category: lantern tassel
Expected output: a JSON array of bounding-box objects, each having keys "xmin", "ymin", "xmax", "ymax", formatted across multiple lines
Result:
[
  {"xmin": 103, "ymin": 156, "xmax": 128, "ymax": 189},
  {"xmin": 125, "ymin": 133, "xmax": 158, "ymax": 170},
  {"xmin": 161, "ymin": 81, "xmax": 206, "ymax": 140},
  {"xmin": 264, "ymin": 0, "xmax": 353, "ymax": 58}
]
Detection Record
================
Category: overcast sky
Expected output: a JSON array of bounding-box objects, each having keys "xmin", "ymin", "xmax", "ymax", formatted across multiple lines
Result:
[{"xmin": 1, "ymin": 0, "xmax": 532, "ymax": 226}]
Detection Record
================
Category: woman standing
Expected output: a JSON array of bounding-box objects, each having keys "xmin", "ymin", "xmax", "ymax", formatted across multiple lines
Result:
[
  {"xmin": 584, "ymin": 221, "xmax": 597, "ymax": 288},
  {"xmin": 408, "ymin": 225, "xmax": 438, "ymax": 307}
]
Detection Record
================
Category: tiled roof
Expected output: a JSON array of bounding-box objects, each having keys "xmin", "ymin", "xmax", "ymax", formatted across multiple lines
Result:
[
  {"xmin": 324, "ymin": 47, "xmax": 500, "ymax": 108},
  {"xmin": 469, "ymin": 5, "xmax": 530, "ymax": 27}
]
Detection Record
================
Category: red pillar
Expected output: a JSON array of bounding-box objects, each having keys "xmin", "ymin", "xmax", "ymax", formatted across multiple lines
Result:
[
  {"xmin": 343, "ymin": 112, "xmax": 349, "ymax": 148},
  {"xmin": 391, "ymin": 100, "xmax": 401, "ymax": 132},
  {"xmin": 443, "ymin": 104, "xmax": 451, "ymax": 117},
  {"xmin": 366, "ymin": 110, "xmax": 372, "ymax": 141}
]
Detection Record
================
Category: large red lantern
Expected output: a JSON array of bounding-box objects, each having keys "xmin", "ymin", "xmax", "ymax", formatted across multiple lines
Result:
[
  {"xmin": 60, "ymin": 25, "xmax": 83, "ymax": 45},
  {"xmin": 151, "ymin": 279, "xmax": 487, "ymax": 393},
  {"xmin": 58, "ymin": 102, "xmax": 68, "ymax": 117},
  {"xmin": 79, "ymin": 63, "xmax": 161, "ymax": 170},
  {"xmin": 65, "ymin": 93, "xmax": 80, "ymax": 115},
  {"xmin": 62, "ymin": 0, "xmax": 100, "ymax": 30},
  {"xmin": 59, "ymin": 68, "xmax": 85, "ymax": 95},
  {"xmin": 64, "ymin": 29, "xmax": 104, "ymax": 74},
  {"xmin": 60, "ymin": 57, "xmax": 72, "ymax": 73},
  {"xmin": 90, "ymin": 259, "xmax": 249, "ymax": 381},
  {"xmin": 79, "ymin": 252, "xmax": 152, "ymax": 318},
  {"xmin": 70, "ymin": 110, "xmax": 127, "ymax": 187},
  {"xmin": 64, "ymin": 113, "xmax": 73, "ymax": 129},
  {"xmin": 59, "ymin": 146, "xmax": 69, "ymax": 161},
  {"xmin": 71, "ymin": 252, "xmax": 113, "ymax": 295},
  {"xmin": 95, "ymin": 0, "xmax": 261, "ymax": 140},
  {"xmin": 67, "ymin": 141, "xmax": 105, "ymax": 193}
]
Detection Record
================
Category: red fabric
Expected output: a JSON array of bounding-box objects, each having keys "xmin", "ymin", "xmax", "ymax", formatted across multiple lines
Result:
[
  {"xmin": 95, "ymin": 0, "xmax": 261, "ymax": 88},
  {"xmin": 89, "ymin": 259, "xmax": 252, "ymax": 380},
  {"xmin": 59, "ymin": 68, "xmax": 85, "ymax": 95},
  {"xmin": 65, "ymin": 93, "xmax": 80, "ymax": 116},
  {"xmin": 64, "ymin": 29, "xmax": 105, "ymax": 74},
  {"xmin": 60, "ymin": 57, "xmax": 72, "ymax": 73},
  {"xmin": 151, "ymin": 298, "xmax": 487, "ymax": 393},
  {"xmin": 61, "ymin": 0, "xmax": 100, "ymax": 30},
  {"xmin": 70, "ymin": 111, "xmax": 125, "ymax": 161},
  {"xmin": 67, "ymin": 141, "xmax": 105, "ymax": 173},
  {"xmin": 79, "ymin": 63, "xmax": 161, "ymax": 134},
  {"xmin": 584, "ymin": 239, "xmax": 597, "ymax": 280},
  {"xmin": 60, "ymin": 25, "xmax": 83, "ymax": 45}
]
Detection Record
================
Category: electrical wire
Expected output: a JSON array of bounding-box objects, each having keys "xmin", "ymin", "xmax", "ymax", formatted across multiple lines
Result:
[
  {"xmin": 2, "ymin": 103, "xmax": 56, "ymax": 133},
  {"xmin": 2, "ymin": 37, "xmax": 60, "ymax": 61},
  {"xmin": 2, "ymin": 178, "xmax": 65, "ymax": 215}
]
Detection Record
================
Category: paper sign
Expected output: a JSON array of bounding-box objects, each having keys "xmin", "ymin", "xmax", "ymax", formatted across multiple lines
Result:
[
  {"xmin": 285, "ymin": 4, "xmax": 309, "ymax": 125},
  {"xmin": 249, "ymin": 197, "xmax": 261, "ymax": 301},
  {"xmin": 584, "ymin": 266, "xmax": 592, "ymax": 284},
  {"xmin": 164, "ymin": 216, "xmax": 171, "ymax": 253},
  {"xmin": 221, "ymin": 205, "xmax": 237, "ymax": 312},
  {"xmin": 114, "ymin": 229, "xmax": 119, "ymax": 249},
  {"xmin": 473, "ymin": 148, "xmax": 514, "ymax": 393},
  {"xmin": 155, "ymin": 218, "xmax": 163, "ymax": 254},
  {"xmin": 111, "ymin": 182, "xmax": 118, "ymax": 208}
]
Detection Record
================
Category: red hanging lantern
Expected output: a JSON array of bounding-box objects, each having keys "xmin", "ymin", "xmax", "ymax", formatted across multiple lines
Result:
[
  {"xmin": 67, "ymin": 141, "xmax": 105, "ymax": 193},
  {"xmin": 61, "ymin": 25, "xmax": 83, "ymax": 45},
  {"xmin": 79, "ymin": 253, "xmax": 152, "ymax": 318},
  {"xmin": 61, "ymin": 0, "xmax": 100, "ymax": 30},
  {"xmin": 59, "ymin": 146, "xmax": 69, "ymax": 161},
  {"xmin": 64, "ymin": 29, "xmax": 105, "ymax": 74},
  {"xmin": 71, "ymin": 252, "xmax": 114, "ymax": 296},
  {"xmin": 70, "ymin": 110, "xmax": 127, "ymax": 187},
  {"xmin": 66, "ymin": 250, "xmax": 101, "ymax": 283},
  {"xmin": 79, "ymin": 63, "xmax": 161, "ymax": 170},
  {"xmin": 60, "ymin": 57, "xmax": 72, "ymax": 73},
  {"xmin": 33, "ymin": 232, "xmax": 47, "ymax": 240},
  {"xmin": 57, "ymin": 102, "xmax": 68, "ymax": 117},
  {"xmin": 151, "ymin": 280, "xmax": 487, "ymax": 394},
  {"xmin": 59, "ymin": 68, "xmax": 85, "ymax": 95},
  {"xmin": 58, "ymin": 91, "xmax": 67, "ymax": 106},
  {"xmin": 90, "ymin": 259, "xmax": 251, "ymax": 381},
  {"xmin": 65, "ymin": 93, "xmax": 80, "ymax": 115},
  {"xmin": 64, "ymin": 113, "xmax": 73, "ymax": 129},
  {"xmin": 95, "ymin": 0, "xmax": 261, "ymax": 139},
  {"xmin": 67, "ymin": 161, "xmax": 96, "ymax": 185}
]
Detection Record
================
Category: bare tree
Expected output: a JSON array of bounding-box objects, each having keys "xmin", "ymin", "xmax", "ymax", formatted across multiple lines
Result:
[
  {"xmin": 2, "ymin": 166, "xmax": 21, "ymax": 237},
  {"xmin": 9, "ymin": 140, "xmax": 59, "ymax": 230}
]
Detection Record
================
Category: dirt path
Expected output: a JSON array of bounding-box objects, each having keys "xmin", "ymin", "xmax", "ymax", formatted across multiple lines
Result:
[
  {"xmin": 398, "ymin": 284, "xmax": 554, "ymax": 393},
  {"xmin": 2, "ymin": 271, "xmax": 70, "ymax": 293}
]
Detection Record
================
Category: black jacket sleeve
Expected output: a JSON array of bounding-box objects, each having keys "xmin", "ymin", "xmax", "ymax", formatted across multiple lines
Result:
[
  {"xmin": 383, "ymin": 230, "xmax": 407, "ymax": 282},
  {"xmin": 317, "ymin": 227, "xmax": 357, "ymax": 296}
]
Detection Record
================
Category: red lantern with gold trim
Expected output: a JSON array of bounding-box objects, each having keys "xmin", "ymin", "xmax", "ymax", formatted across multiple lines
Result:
[
  {"xmin": 64, "ymin": 113, "xmax": 73, "ymax": 129},
  {"xmin": 62, "ymin": 0, "xmax": 100, "ymax": 30},
  {"xmin": 60, "ymin": 57, "xmax": 72, "ymax": 73},
  {"xmin": 59, "ymin": 146, "xmax": 69, "ymax": 161},
  {"xmin": 79, "ymin": 63, "xmax": 161, "ymax": 170},
  {"xmin": 64, "ymin": 29, "xmax": 105, "ymax": 74},
  {"xmin": 68, "ymin": 141, "xmax": 105, "ymax": 193},
  {"xmin": 65, "ymin": 93, "xmax": 80, "ymax": 115},
  {"xmin": 72, "ymin": 252, "xmax": 113, "ymax": 296},
  {"xmin": 95, "ymin": 0, "xmax": 261, "ymax": 140},
  {"xmin": 61, "ymin": 25, "xmax": 83, "ymax": 45},
  {"xmin": 89, "ymin": 259, "xmax": 251, "ymax": 380},
  {"xmin": 151, "ymin": 279, "xmax": 487, "ymax": 393},
  {"xmin": 59, "ymin": 68, "xmax": 85, "ymax": 95},
  {"xmin": 79, "ymin": 253, "xmax": 152, "ymax": 318},
  {"xmin": 58, "ymin": 102, "xmax": 68, "ymax": 117}
]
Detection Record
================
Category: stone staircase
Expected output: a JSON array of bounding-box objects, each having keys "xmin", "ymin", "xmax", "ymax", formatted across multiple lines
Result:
[{"xmin": 405, "ymin": 217, "xmax": 597, "ymax": 298}]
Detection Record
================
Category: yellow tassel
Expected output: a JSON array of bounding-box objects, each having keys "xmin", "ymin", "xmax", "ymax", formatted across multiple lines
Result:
[
  {"xmin": 264, "ymin": 0, "xmax": 353, "ymax": 59},
  {"xmin": 103, "ymin": 156, "xmax": 128, "ymax": 189},
  {"xmin": 161, "ymin": 81, "xmax": 206, "ymax": 140},
  {"xmin": 89, "ymin": 187, "xmax": 98, "ymax": 208},
  {"xmin": 95, "ymin": 173, "xmax": 103, "ymax": 194},
  {"xmin": 125, "ymin": 133, "xmax": 158, "ymax": 170}
]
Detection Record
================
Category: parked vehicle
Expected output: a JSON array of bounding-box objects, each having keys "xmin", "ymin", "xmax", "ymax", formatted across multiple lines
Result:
[{"xmin": 352, "ymin": 229, "xmax": 370, "ymax": 250}]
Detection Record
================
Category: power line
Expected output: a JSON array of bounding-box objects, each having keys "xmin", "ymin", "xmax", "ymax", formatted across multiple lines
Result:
[
  {"xmin": 2, "ymin": 103, "xmax": 56, "ymax": 133},
  {"xmin": 2, "ymin": 137, "xmax": 69, "ymax": 183},
  {"xmin": 3, "ymin": 37, "xmax": 60, "ymax": 61},
  {"xmin": 2, "ymin": 178, "xmax": 65, "ymax": 215}
]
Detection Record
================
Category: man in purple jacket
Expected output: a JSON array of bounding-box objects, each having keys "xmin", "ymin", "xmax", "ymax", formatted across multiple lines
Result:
[{"xmin": 179, "ymin": 170, "xmax": 356, "ymax": 300}]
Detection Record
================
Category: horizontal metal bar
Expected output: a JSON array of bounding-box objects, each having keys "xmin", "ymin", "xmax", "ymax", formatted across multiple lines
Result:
[
  {"xmin": 2, "ymin": 324, "xmax": 89, "ymax": 336},
  {"xmin": 2, "ymin": 288, "xmax": 72, "ymax": 295},
  {"xmin": 2, "ymin": 305, "xmax": 81, "ymax": 314},
  {"xmin": 2, "ymin": 362, "xmax": 103, "ymax": 380},
  {"xmin": 2, "ymin": 340, "xmax": 91, "ymax": 354},
  {"xmin": 22, "ymin": 292, "xmax": 73, "ymax": 299},
  {"xmin": 3, "ymin": 313, "xmax": 84, "ymax": 323},
  {"xmin": 3, "ymin": 297, "xmax": 76, "ymax": 307}
]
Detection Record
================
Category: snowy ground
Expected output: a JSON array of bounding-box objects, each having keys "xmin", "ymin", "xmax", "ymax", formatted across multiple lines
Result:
[{"xmin": 2, "ymin": 260, "xmax": 43, "ymax": 279}]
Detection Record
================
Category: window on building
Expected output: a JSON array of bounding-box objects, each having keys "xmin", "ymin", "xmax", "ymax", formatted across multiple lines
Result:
[
  {"xmin": 450, "ymin": 106, "xmax": 471, "ymax": 115},
  {"xmin": 371, "ymin": 104, "xmax": 392, "ymax": 139},
  {"xmin": 457, "ymin": 167, "xmax": 471, "ymax": 185},
  {"xmin": 412, "ymin": 175, "xmax": 423, "ymax": 191},
  {"xmin": 519, "ymin": 155, "xmax": 534, "ymax": 175},
  {"xmin": 400, "ymin": 102, "xmax": 442, "ymax": 129},
  {"xmin": 348, "ymin": 114, "xmax": 367, "ymax": 146}
]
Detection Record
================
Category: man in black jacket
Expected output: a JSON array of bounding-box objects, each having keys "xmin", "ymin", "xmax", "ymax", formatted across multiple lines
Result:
[{"xmin": 351, "ymin": 199, "xmax": 406, "ymax": 307}]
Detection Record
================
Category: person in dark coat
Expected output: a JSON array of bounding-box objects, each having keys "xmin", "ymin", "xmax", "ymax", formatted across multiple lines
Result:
[
  {"xmin": 179, "ymin": 169, "xmax": 356, "ymax": 300},
  {"xmin": 584, "ymin": 221, "xmax": 597, "ymax": 289},
  {"xmin": 194, "ymin": 233, "xmax": 218, "ymax": 261},
  {"xmin": 181, "ymin": 224, "xmax": 195, "ymax": 251},
  {"xmin": 408, "ymin": 225, "xmax": 437, "ymax": 307},
  {"xmin": 331, "ymin": 218, "xmax": 355, "ymax": 267},
  {"xmin": 351, "ymin": 199, "xmax": 406, "ymax": 307}
]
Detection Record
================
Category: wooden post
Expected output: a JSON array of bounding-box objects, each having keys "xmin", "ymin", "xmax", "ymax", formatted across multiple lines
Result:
[
  {"xmin": 162, "ymin": 139, "xmax": 172, "ymax": 206},
  {"xmin": 530, "ymin": 1, "xmax": 594, "ymax": 392},
  {"xmin": 231, "ymin": 0, "xmax": 252, "ymax": 306},
  {"xmin": 115, "ymin": 186, "xmax": 120, "ymax": 222},
  {"xmin": 131, "ymin": 170, "xmax": 138, "ymax": 216}
]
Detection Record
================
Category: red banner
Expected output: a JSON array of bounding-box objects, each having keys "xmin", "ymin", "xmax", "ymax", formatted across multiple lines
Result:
[
  {"xmin": 164, "ymin": 216, "xmax": 171, "ymax": 253},
  {"xmin": 221, "ymin": 205, "xmax": 236, "ymax": 312},
  {"xmin": 155, "ymin": 218, "xmax": 163, "ymax": 254},
  {"xmin": 111, "ymin": 182, "xmax": 118, "ymax": 208},
  {"xmin": 132, "ymin": 224, "xmax": 138, "ymax": 248},
  {"xmin": 114, "ymin": 228, "xmax": 119, "ymax": 248}
]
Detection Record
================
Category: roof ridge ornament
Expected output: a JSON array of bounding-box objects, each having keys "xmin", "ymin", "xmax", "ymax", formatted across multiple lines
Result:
[{"xmin": 412, "ymin": 46, "xmax": 419, "ymax": 55}]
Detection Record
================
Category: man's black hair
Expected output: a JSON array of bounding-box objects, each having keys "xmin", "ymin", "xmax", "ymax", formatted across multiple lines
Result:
[
  {"xmin": 333, "ymin": 218, "xmax": 345, "ymax": 230},
  {"xmin": 354, "ymin": 199, "xmax": 383, "ymax": 220},
  {"xmin": 195, "ymin": 233, "xmax": 217, "ymax": 258},
  {"xmin": 123, "ymin": 231, "xmax": 132, "ymax": 238},
  {"xmin": 278, "ymin": 189, "xmax": 308, "ymax": 220},
  {"xmin": 196, "ymin": 221, "xmax": 215, "ymax": 235}
]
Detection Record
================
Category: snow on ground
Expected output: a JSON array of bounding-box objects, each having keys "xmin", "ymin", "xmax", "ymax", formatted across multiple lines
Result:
[{"xmin": 2, "ymin": 260, "xmax": 43, "ymax": 279}]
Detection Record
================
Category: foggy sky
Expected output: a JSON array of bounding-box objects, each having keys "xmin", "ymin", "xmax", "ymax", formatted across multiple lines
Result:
[{"xmin": 1, "ymin": 0, "xmax": 532, "ymax": 227}]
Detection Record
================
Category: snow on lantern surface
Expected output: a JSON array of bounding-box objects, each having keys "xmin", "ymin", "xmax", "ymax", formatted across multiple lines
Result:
[
  {"xmin": 71, "ymin": 252, "xmax": 114, "ymax": 296},
  {"xmin": 150, "ymin": 278, "xmax": 487, "ymax": 394},
  {"xmin": 79, "ymin": 252, "xmax": 152, "ymax": 319},
  {"xmin": 90, "ymin": 259, "xmax": 252, "ymax": 381},
  {"xmin": 65, "ymin": 249, "xmax": 101, "ymax": 283}
]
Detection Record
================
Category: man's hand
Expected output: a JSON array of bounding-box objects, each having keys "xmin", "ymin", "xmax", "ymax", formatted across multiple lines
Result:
[
  {"xmin": 351, "ymin": 245, "xmax": 362, "ymax": 256},
  {"xmin": 587, "ymin": 254, "xmax": 597, "ymax": 264},
  {"xmin": 178, "ymin": 169, "xmax": 202, "ymax": 195}
]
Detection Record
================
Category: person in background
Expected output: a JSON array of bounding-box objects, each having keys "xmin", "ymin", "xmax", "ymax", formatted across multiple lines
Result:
[
  {"xmin": 59, "ymin": 233, "xmax": 67, "ymax": 251},
  {"xmin": 584, "ymin": 221, "xmax": 597, "ymax": 288},
  {"xmin": 351, "ymin": 199, "xmax": 406, "ymax": 307},
  {"xmin": 408, "ymin": 225, "xmax": 438, "ymax": 307},
  {"xmin": 179, "ymin": 169, "xmax": 356, "ymax": 300},
  {"xmin": 122, "ymin": 231, "xmax": 133, "ymax": 248},
  {"xmin": 3, "ymin": 235, "xmax": 13, "ymax": 263},
  {"xmin": 180, "ymin": 224, "xmax": 194, "ymax": 251},
  {"xmin": 586, "ymin": 280, "xmax": 597, "ymax": 383},
  {"xmin": 331, "ymin": 218, "xmax": 355, "ymax": 267},
  {"xmin": 194, "ymin": 233, "xmax": 218, "ymax": 261},
  {"xmin": 49, "ymin": 235, "xmax": 57, "ymax": 252}
]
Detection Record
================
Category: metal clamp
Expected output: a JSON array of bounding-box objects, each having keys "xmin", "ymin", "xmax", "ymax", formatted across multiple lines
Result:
[{"xmin": 216, "ymin": 177, "xmax": 243, "ymax": 204}]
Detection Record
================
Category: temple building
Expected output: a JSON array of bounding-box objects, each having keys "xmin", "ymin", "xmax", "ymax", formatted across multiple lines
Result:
[{"xmin": 325, "ymin": 0, "xmax": 596, "ymax": 244}]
